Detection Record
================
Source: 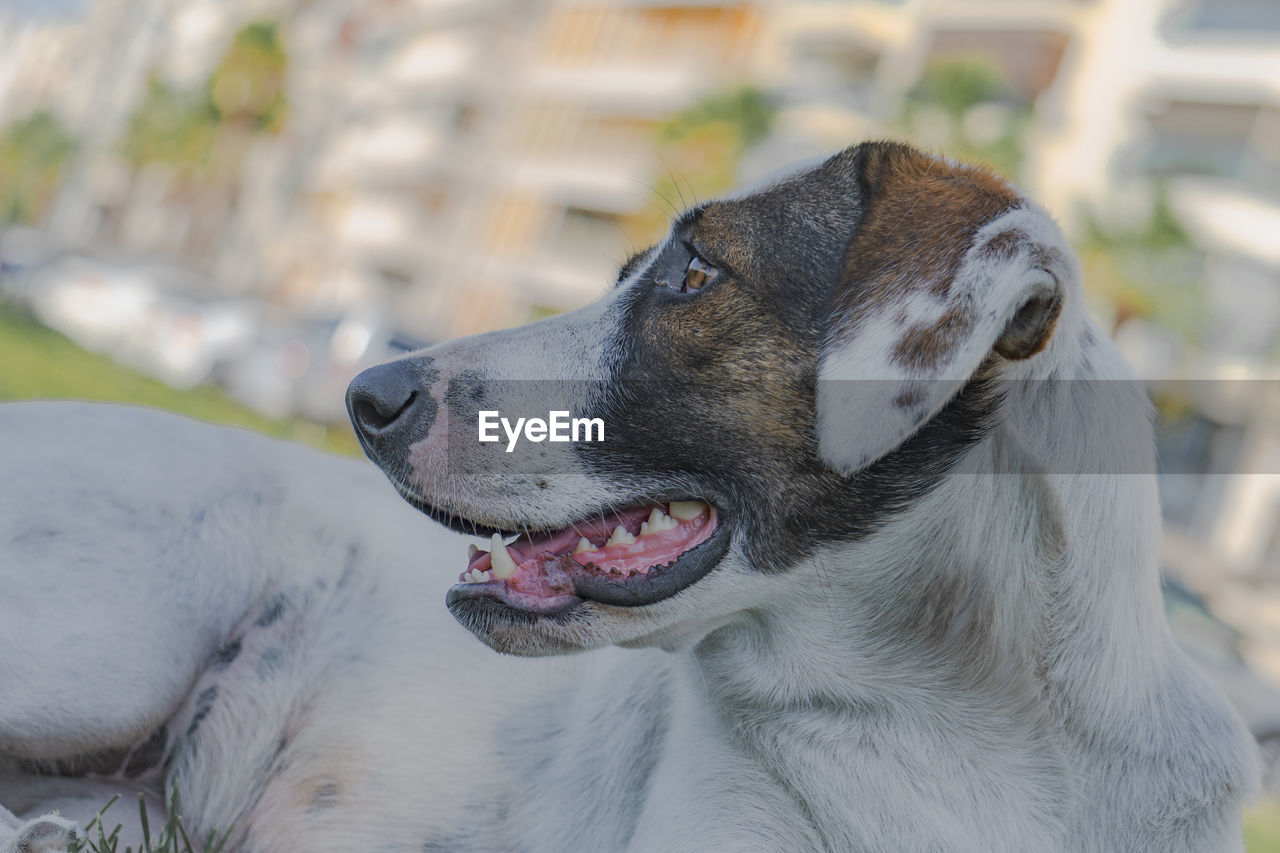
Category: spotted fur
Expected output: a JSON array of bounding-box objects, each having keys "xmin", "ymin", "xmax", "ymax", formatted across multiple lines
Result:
[{"xmin": 0, "ymin": 140, "xmax": 1257, "ymax": 851}]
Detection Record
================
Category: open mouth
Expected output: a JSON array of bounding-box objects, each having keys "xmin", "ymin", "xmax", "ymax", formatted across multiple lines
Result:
[{"xmin": 444, "ymin": 500, "xmax": 727, "ymax": 615}]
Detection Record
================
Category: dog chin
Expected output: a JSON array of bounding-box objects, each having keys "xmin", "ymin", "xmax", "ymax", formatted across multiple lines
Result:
[
  {"xmin": 448, "ymin": 578, "xmax": 743, "ymax": 657},
  {"xmin": 447, "ymin": 594, "xmax": 694, "ymax": 656},
  {"xmin": 446, "ymin": 596, "xmax": 606, "ymax": 656}
]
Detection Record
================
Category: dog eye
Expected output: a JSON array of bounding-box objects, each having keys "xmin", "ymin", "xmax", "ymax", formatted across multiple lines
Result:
[{"xmin": 683, "ymin": 256, "xmax": 716, "ymax": 293}]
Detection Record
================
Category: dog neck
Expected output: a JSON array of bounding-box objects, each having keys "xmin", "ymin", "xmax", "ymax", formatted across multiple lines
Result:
[
  {"xmin": 669, "ymin": 329, "xmax": 1251, "ymax": 848},
  {"xmin": 693, "ymin": 325, "xmax": 1163, "ymax": 712}
]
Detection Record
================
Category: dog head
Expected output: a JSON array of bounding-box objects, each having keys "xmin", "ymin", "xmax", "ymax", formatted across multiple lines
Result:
[{"xmin": 347, "ymin": 141, "xmax": 1082, "ymax": 655}]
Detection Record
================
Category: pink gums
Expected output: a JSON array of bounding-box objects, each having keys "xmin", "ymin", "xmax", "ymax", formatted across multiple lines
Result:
[{"xmin": 460, "ymin": 504, "xmax": 717, "ymax": 599}]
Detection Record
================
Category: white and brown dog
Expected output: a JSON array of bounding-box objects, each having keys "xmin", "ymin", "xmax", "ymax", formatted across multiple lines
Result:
[{"xmin": 0, "ymin": 142, "xmax": 1258, "ymax": 852}]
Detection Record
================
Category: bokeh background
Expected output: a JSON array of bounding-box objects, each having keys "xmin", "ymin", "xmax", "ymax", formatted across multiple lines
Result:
[{"xmin": 2, "ymin": 0, "xmax": 1280, "ymax": 845}]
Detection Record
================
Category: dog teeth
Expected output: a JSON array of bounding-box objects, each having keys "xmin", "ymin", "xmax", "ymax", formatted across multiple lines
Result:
[
  {"xmin": 574, "ymin": 537, "xmax": 592, "ymax": 555},
  {"xmin": 462, "ymin": 568, "xmax": 492, "ymax": 584},
  {"xmin": 646, "ymin": 507, "xmax": 678, "ymax": 532},
  {"xmin": 668, "ymin": 501, "xmax": 708, "ymax": 521},
  {"xmin": 489, "ymin": 532, "xmax": 519, "ymax": 579},
  {"xmin": 606, "ymin": 525, "xmax": 636, "ymax": 547},
  {"xmin": 468, "ymin": 544, "xmax": 479, "ymax": 559}
]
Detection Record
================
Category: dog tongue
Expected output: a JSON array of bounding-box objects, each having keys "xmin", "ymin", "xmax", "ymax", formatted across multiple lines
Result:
[{"xmin": 507, "ymin": 553, "xmax": 577, "ymax": 599}]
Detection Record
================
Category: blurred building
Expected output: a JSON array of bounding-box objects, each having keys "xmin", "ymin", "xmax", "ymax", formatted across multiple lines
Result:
[
  {"xmin": 761, "ymin": 1, "xmax": 1280, "ymax": 597},
  {"xmin": 274, "ymin": 1, "xmax": 766, "ymax": 340},
  {"xmin": 3, "ymin": 0, "xmax": 1280, "ymax": 593},
  {"xmin": 4, "ymin": 0, "xmax": 1278, "ymax": 337},
  {"xmin": 1, "ymin": 0, "xmax": 767, "ymax": 342}
]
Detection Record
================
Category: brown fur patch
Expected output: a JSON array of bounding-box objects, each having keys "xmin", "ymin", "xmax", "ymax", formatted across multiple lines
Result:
[
  {"xmin": 893, "ymin": 307, "xmax": 977, "ymax": 371},
  {"xmin": 637, "ymin": 280, "xmax": 814, "ymax": 456},
  {"xmin": 893, "ymin": 386, "xmax": 926, "ymax": 409},
  {"xmin": 977, "ymin": 228, "xmax": 1028, "ymax": 264},
  {"xmin": 834, "ymin": 142, "xmax": 1020, "ymax": 371}
]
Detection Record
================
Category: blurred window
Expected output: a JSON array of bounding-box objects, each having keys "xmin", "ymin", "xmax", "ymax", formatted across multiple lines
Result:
[
  {"xmin": 927, "ymin": 30, "xmax": 1069, "ymax": 102},
  {"xmin": 1165, "ymin": 0, "xmax": 1280, "ymax": 35},
  {"xmin": 789, "ymin": 35, "xmax": 880, "ymax": 110},
  {"xmin": 542, "ymin": 7, "xmax": 755, "ymax": 67},
  {"xmin": 1135, "ymin": 100, "xmax": 1280, "ymax": 202}
]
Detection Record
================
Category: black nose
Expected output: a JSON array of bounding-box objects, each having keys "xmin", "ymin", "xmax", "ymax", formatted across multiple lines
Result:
[{"xmin": 346, "ymin": 361, "xmax": 431, "ymax": 452}]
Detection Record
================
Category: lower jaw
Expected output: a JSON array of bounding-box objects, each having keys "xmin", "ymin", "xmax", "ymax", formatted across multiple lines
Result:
[{"xmin": 445, "ymin": 514, "xmax": 732, "ymax": 616}]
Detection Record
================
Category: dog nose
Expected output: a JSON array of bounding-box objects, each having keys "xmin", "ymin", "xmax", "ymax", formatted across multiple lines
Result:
[{"xmin": 347, "ymin": 361, "xmax": 421, "ymax": 439}]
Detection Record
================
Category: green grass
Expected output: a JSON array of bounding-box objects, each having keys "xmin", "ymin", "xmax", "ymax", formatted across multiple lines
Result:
[
  {"xmin": 1248, "ymin": 801, "xmax": 1280, "ymax": 853},
  {"xmin": 69, "ymin": 790, "xmax": 229, "ymax": 853},
  {"xmin": 0, "ymin": 301, "xmax": 360, "ymax": 456}
]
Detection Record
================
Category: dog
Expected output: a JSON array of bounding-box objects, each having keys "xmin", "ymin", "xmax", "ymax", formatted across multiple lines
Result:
[{"xmin": 0, "ymin": 141, "xmax": 1259, "ymax": 852}]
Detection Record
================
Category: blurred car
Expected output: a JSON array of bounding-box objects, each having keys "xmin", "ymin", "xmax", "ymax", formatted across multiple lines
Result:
[
  {"xmin": 18, "ymin": 254, "xmax": 258, "ymax": 388},
  {"xmin": 11, "ymin": 249, "xmax": 427, "ymax": 423},
  {"xmin": 293, "ymin": 313, "xmax": 428, "ymax": 423},
  {"xmin": 23, "ymin": 255, "xmax": 161, "ymax": 353},
  {"xmin": 220, "ymin": 311, "xmax": 427, "ymax": 423},
  {"xmin": 1163, "ymin": 576, "xmax": 1280, "ymax": 794},
  {"xmin": 115, "ymin": 294, "xmax": 258, "ymax": 389}
]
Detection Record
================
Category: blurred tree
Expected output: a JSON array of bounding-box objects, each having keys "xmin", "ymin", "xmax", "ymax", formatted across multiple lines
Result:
[
  {"xmin": 120, "ymin": 76, "xmax": 219, "ymax": 176},
  {"xmin": 626, "ymin": 86, "xmax": 775, "ymax": 243},
  {"xmin": 899, "ymin": 59, "xmax": 1030, "ymax": 179},
  {"xmin": 208, "ymin": 21, "xmax": 288, "ymax": 133},
  {"xmin": 899, "ymin": 60, "xmax": 1204, "ymax": 347},
  {"xmin": 1076, "ymin": 186, "xmax": 1205, "ymax": 340},
  {"xmin": 0, "ymin": 111, "xmax": 77, "ymax": 225},
  {"xmin": 116, "ymin": 19, "xmax": 288, "ymax": 259}
]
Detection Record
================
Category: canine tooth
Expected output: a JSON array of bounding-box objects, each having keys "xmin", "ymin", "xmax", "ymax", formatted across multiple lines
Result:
[
  {"xmin": 606, "ymin": 525, "xmax": 636, "ymax": 546},
  {"xmin": 468, "ymin": 544, "xmax": 479, "ymax": 559},
  {"xmin": 490, "ymin": 532, "xmax": 518, "ymax": 579},
  {"xmin": 574, "ymin": 537, "xmax": 592, "ymax": 555},
  {"xmin": 668, "ymin": 501, "xmax": 708, "ymax": 521},
  {"xmin": 640, "ymin": 522, "xmax": 649, "ymax": 536}
]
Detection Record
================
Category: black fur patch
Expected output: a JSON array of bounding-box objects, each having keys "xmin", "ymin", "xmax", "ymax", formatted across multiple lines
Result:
[
  {"xmin": 211, "ymin": 637, "xmax": 242, "ymax": 669},
  {"xmin": 255, "ymin": 594, "xmax": 288, "ymax": 628},
  {"xmin": 570, "ymin": 146, "xmax": 1001, "ymax": 573},
  {"xmin": 186, "ymin": 686, "xmax": 219, "ymax": 739},
  {"xmin": 18, "ymin": 746, "xmax": 128, "ymax": 778},
  {"xmin": 124, "ymin": 723, "xmax": 169, "ymax": 778}
]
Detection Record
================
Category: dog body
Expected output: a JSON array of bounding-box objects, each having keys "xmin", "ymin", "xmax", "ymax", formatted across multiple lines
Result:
[{"xmin": 0, "ymin": 142, "xmax": 1258, "ymax": 851}]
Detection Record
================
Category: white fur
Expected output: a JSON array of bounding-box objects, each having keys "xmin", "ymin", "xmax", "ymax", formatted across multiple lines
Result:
[{"xmin": 0, "ymin": 180, "xmax": 1258, "ymax": 851}]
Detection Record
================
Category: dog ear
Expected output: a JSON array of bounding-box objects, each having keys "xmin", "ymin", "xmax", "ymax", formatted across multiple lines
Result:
[{"xmin": 816, "ymin": 143, "xmax": 1070, "ymax": 476}]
